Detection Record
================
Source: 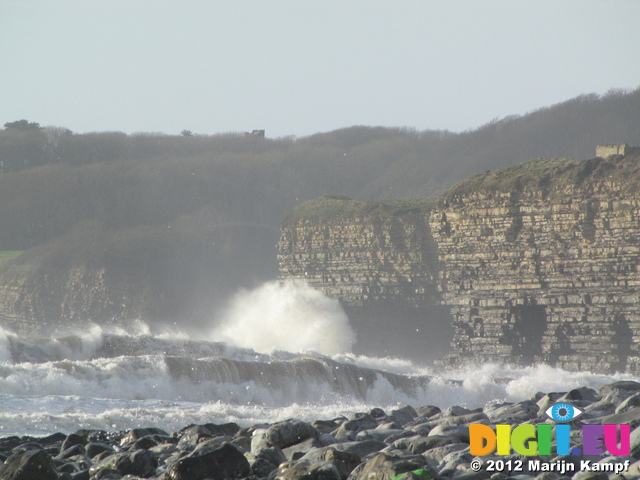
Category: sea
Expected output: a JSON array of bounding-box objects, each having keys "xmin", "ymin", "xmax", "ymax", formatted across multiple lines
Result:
[{"xmin": 0, "ymin": 280, "xmax": 637, "ymax": 437}]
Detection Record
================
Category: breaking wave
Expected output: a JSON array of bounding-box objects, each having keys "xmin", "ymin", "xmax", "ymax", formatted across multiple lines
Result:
[
  {"xmin": 211, "ymin": 279, "xmax": 355, "ymax": 355},
  {"xmin": 1, "ymin": 280, "xmax": 639, "ymax": 436}
]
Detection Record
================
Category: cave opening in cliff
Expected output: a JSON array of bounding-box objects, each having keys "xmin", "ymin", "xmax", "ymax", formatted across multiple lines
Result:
[
  {"xmin": 610, "ymin": 313, "xmax": 633, "ymax": 372},
  {"xmin": 344, "ymin": 302, "xmax": 454, "ymax": 365},
  {"xmin": 508, "ymin": 305, "xmax": 547, "ymax": 364}
]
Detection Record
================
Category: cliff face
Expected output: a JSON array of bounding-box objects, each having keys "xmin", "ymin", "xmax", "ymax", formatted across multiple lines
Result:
[
  {"xmin": 277, "ymin": 196, "xmax": 453, "ymax": 361},
  {"xmin": 278, "ymin": 197, "xmax": 439, "ymax": 306},
  {"xmin": 0, "ymin": 261, "xmax": 153, "ymax": 334},
  {"xmin": 278, "ymin": 154, "xmax": 640, "ymax": 373},
  {"xmin": 430, "ymin": 154, "xmax": 640, "ymax": 373}
]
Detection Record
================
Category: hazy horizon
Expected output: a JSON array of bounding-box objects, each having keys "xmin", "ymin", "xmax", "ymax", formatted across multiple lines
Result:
[{"xmin": 3, "ymin": 0, "xmax": 639, "ymax": 138}]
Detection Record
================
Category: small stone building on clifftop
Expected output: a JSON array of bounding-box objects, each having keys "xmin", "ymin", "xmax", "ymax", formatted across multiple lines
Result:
[{"xmin": 596, "ymin": 144, "xmax": 639, "ymax": 158}]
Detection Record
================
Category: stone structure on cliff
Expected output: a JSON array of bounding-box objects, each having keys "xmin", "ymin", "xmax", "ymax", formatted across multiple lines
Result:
[
  {"xmin": 595, "ymin": 143, "xmax": 639, "ymax": 158},
  {"xmin": 279, "ymin": 151, "xmax": 640, "ymax": 373}
]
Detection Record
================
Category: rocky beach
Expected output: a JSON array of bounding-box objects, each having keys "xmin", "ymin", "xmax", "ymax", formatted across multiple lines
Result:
[{"xmin": 2, "ymin": 380, "xmax": 640, "ymax": 480}]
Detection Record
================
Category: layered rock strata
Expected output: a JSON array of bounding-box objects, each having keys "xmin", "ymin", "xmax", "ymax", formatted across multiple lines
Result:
[
  {"xmin": 279, "ymin": 154, "xmax": 640, "ymax": 373},
  {"xmin": 277, "ymin": 196, "xmax": 453, "ymax": 360},
  {"xmin": 277, "ymin": 196, "xmax": 439, "ymax": 307},
  {"xmin": 430, "ymin": 154, "xmax": 640, "ymax": 373}
]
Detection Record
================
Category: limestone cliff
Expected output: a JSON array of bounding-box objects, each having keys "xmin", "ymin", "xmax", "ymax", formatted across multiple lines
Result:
[
  {"xmin": 278, "ymin": 153, "xmax": 640, "ymax": 373},
  {"xmin": 0, "ymin": 258, "xmax": 153, "ymax": 334},
  {"xmin": 278, "ymin": 196, "xmax": 439, "ymax": 305},
  {"xmin": 277, "ymin": 196, "xmax": 453, "ymax": 360},
  {"xmin": 431, "ymin": 153, "xmax": 640, "ymax": 373}
]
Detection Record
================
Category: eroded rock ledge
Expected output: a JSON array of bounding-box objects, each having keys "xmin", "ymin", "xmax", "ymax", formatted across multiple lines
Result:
[{"xmin": 279, "ymin": 153, "xmax": 640, "ymax": 373}]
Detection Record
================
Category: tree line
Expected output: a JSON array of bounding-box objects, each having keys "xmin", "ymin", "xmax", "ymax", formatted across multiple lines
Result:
[{"xmin": 0, "ymin": 87, "xmax": 638, "ymax": 325}]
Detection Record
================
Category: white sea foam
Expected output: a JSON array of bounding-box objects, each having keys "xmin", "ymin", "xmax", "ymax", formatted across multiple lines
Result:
[
  {"xmin": 2, "ymin": 280, "xmax": 640, "ymax": 437},
  {"xmin": 210, "ymin": 279, "xmax": 355, "ymax": 355}
]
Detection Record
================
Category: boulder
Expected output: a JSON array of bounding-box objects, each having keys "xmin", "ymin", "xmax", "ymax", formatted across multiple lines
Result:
[
  {"xmin": 266, "ymin": 420, "xmax": 319, "ymax": 448},
  {"xmin": 0, "ymin": 448, "xmax": 60, "ymax": 480},
  {"xmin": 162, "ymin": 442, "xmax": 249, "ymax": 480}
]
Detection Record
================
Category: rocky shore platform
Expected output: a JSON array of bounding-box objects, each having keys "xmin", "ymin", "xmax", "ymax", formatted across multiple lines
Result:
[{"xmin": 3, "ymin": 381, "xmax": 640, "ymax": 480}]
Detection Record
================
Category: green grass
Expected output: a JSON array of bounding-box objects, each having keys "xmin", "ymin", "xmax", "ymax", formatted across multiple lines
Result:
[
  {"xmin": 440, "ymin": 152, "xmax": 640, "ymax": 205},
  {"xmin": 282, "ymin": 195, "xmax": 436, "ymax": 226},
  {"xmin": 0, "ymin": 251, "xmax": 23, "ymax": 264}
]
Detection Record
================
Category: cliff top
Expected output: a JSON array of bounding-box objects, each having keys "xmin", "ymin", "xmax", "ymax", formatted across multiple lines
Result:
[
  {"xmin": 440, "ymin": 152, "xmax": 640, "ymax": 205},
  {"xmin": 282, "ymin": 195, "xmax": 436, "ymax": 227}
]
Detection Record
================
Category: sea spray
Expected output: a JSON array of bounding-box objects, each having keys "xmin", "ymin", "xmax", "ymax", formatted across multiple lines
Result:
[
  {"xmin": 211, "ymin": 279, "xmax": 355, "ymax": 355},
  {"xmin": 2, "ymin": 282, "xmax": 640, "ymax": 437},
  {"xmin": 1, "ymin": 325, "xmax": 640, "ymax": 436},
  {"xmin": 0, "ymin": 326, "xmax": 15, "ymax": 363}
]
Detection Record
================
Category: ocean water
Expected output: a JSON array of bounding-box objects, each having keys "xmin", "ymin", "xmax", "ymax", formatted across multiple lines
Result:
[{"xmin": 0, "ymin": 280, "xmax": 637, "ymax": 437}]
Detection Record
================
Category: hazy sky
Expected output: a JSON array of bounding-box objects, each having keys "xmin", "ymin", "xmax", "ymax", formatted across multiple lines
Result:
[{"xmin": 3, "ymin": 1, "xmax": 639, "ymax": 138}]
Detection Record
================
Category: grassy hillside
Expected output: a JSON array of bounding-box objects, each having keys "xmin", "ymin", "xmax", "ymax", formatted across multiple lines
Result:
[{"xmin": 0, "ymin": 87, "xmax": 638, "ymax": 326}]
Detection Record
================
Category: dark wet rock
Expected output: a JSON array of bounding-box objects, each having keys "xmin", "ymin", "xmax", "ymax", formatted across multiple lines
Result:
[
  {"xmin": 190, "ymin": 435, "xmax": 234, "ymax": 455},
  {"xmin": 393, "ymin": 434, "xmax": 461, "ymax": 454},
  {"xmin": 331, "ymin": 439, "xmax": 385, "ymax": 459},
  {"xmin": 175, "ymin": 425, "xmax": 215, "ymax": 448},
  {"xmin": 333, "ymin": 414, "xmax": 378, "ymax": 441},
  {"xmin": 40, "ymin": 433, "xmax": 67, "ymax": 446},
  {"xmin": 162, "ymin": 442, "xmax": 250, "ymax": 480},
  {"xmin": 441, "ymin": 406, "xmax": 475, "ymax": 417},
  {"xmin": 11, "ymin": 441, "xmax": 45, "ymax": 453},
  {"xmin": 282, "ymin": 436, "xmax": 323, "ymax": 460},
  {"xmin": 130, "ymin": 435, "xmax": 163, "ymax": 451},
  {"xmin": 571, "ymin": 472, "xmax": 608, "ymax": 480},
  {"xmin": 299, "ymin": 446, "xmax": 361, "ymax": 480},
  {"xmin": 278, "ymin": 459, "xmax": 342, "ymax": 480},
  {"xmin": 450, "ymin": 471, "xmax": 494, "ymax": 480},
  {"xmin": 254, "ymin": 446, "xmax": 287, "ymax": 466},
  {"xmin": 369, "ymin": 408, "xmax": 386, "ymax": 418},
  {"xmin": 56, "ymin": 443, "xmax": 85, "ymax": 460},
  {"xmin": 391, "ymin": 406, "xmax": 418, "ymax": 426},
  {"xmin": 352, "ymin": 452, "xmax": 434, "ymax": 480},
  {"xmin": 598, "ymin": 381, "xmax": 640, "ymax": 396},
  {"xmin": 119, "ymin": 428, "xmax": 169, "ymax": 447},
  {"xmin": 415, "ymin": 405, "xmax": 441, "ymax": 419},
  {"xmin": 92, "ymin": 467, "xmax": 121, "ymax": 479},
  {"xmin": 536, "ymin": 392, "xmax": 569, "ymax": 414},
  {"xmin": 432, "ymin": 412, "xmax": 490, "ymax": 428},
  {"xmin": 3, "ymin": 383, "xmax": 640, "ymax": 480},
  {"xmin": 265, "ymin": 419, "xmax": 319, "ymax": 448},
  {"xmin": 230, "ymin": 435, "xmax": 251, "ymax": 452},
  {"xmin": 427, "ymin": 424, "xmax": 472, "ymax": 442},
  {"xmin": 250, "ymin": 428, "xmax": 270, "ymax": 454},
  {"xmin": 202, "ymin": 422, "xmax": 240, "ymax": 438},
  {"xmin": 485, "ymin": 401, "xmax": 539, "ymax": 424},
  {"xmin": 251, "ymin": 456, "xmax": 279, "ymax": 477},
  {"xmin": 90, "ymin": 449, "xmax": 156, "ymax": 479},
  {"xmin": 0, "ymin": 436, "xmax": 28, "ymax": 452},
  {"xmin": 422, "ymin": 443, "xmax": 470, "ymax": 464},
  {"xmin": 558, "ymin": 387, "xmax": 597, "ymax": 403},
  {"xmin": 354, "ymin": 428, "xmax": 404, "ymax": 443},
  {"xmin": 318, "ymin": 433, "xmax": 338, "ymax": 446},
  {"xmin": 583, "ymin": 407, "xmax": 640, "ymax": 429},
  {"xmin": 615, "ymin": 391, "xmax": 640, "ymax": 414},
  {"xmin": 0, "ymin": 448, "xmax": 60, "ymax": 480},
  {"xmin": 55, "ymin": 459, "xmax": 80, "ymax": 475},
  {"xmin": 61, "ymin": 434, "xmax": 86, "ymax": 453},
  {"xmin": 312, "ymin": 419, "xmax": 344, "ymax": 434}
]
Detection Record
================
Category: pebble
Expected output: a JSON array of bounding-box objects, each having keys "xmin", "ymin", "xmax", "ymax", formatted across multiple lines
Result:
[{"xmin": 1, "ymin": 381, "xmax": 640, "ymax": 479}]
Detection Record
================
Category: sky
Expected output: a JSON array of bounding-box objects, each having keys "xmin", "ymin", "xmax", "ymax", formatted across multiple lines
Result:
[{"xmin": 2, "ymin": 0, "xmax": 639, "ymax": 138}]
